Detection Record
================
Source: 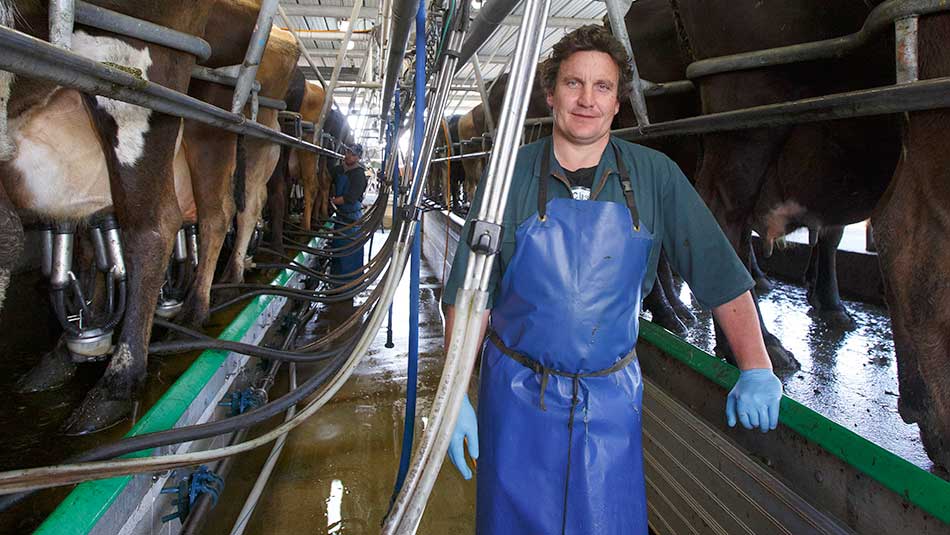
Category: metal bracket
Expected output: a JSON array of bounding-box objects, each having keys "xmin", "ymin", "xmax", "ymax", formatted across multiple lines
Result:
[
  {"xmin": 401, "ymin": 204, "xmax": 422, "ymax": 222},
  {"xmin": 467, "ymin": 220, "xmax": 504, "ymax": 255}
]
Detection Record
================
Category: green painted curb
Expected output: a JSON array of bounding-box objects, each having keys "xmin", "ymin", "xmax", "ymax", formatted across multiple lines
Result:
[
  {"xmin": 36, "ymin": 239, "xmax": 319, "ymax": 535},
  {"xmin": 638, "ymin": 319, "xmax": 950, "ymax": 525}
]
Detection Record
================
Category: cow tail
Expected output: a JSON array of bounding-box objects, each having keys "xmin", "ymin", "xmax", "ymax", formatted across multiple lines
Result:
[{"xmin": 233, "ymin": 134, "xmax": 247, "ymax": 213}]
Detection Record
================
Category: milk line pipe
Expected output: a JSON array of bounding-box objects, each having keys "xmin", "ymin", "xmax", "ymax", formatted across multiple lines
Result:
[
  {"xmin": 382, "ymin": 0, "xmax": 548, "ymax": 527},
  {"xmin": 685, "ymin": 0, "xmax": 949, "ymax": 79},
  {"xmin": 611, "ymin": 76, "xmax": 950, "ymax": 141},
  {"xmin": 0, "ymin": 26, "xmax": 341, "ymax": 158},
  {"xmin": 72, "ymin": 0, "xmax": 212, "ymax": 60}
]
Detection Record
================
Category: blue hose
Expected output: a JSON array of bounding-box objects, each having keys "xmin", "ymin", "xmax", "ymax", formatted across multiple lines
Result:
[{"xmin": 391, "ymin": 0, "xmax": 426, "ymax": 505}]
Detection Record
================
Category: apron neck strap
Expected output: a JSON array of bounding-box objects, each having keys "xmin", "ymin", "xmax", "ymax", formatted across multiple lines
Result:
[{"xmin": 538, "ymin": 138, "xmax": 640, "ymax": 229}]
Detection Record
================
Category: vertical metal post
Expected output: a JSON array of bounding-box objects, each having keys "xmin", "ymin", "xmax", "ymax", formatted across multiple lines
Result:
[
  {"xmin": 604, "ymin": 0, "xmax": 650, "ymax": 127},
  {"xmin": 385, "ymin": 88, "xmax": 401, "ymax": 349},
  {"xmin": 471, "ymin": 55, "xmax": 495, "ymax": 135},
  {"xmin": 314, "ymin": 0, "xmax": 365, "ymax": 141},
  {"xmin": 231, "ymin": 0, "xmax": 280, "ymax": 114},
  {"xmin": 895, "ymin": 16, "xmax": 919, "ymax": 84},
  {"xmin": 49, "ymin": 0, "xmax": 75, "ymax": 50}
]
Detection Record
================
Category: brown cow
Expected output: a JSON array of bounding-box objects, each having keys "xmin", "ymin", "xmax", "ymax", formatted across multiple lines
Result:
[
  {"xmin": 669, "ymin": 0, "xmax": 950, "ymax": 467},
  {"xmin": 294, "ymin": 80, "xmax": 332, "ymax": 230},
  {"xmin": 0, "ymin": 0, "xmax": 216, "ymax": 433},
  {"xmin": 872, "ymin": 14, "xmax": 950, "ymax": 469},
  {"xmin": 177, "ymin": 2, "xmax": 299, "ymax": 327}
]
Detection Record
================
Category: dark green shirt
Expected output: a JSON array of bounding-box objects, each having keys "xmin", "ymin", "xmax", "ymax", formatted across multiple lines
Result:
[{"xmin": 442, "ymin": 136, "xmax": 753, "ymax": 310}]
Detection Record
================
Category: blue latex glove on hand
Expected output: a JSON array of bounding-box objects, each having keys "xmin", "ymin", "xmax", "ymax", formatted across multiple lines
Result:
[
  {"xmin": 726, "ymin": 368, "xmax": 783, "ymax": 433},
  {"xmin": 448, "ymin": 395, "xmax": 479, "ymax": 480}
]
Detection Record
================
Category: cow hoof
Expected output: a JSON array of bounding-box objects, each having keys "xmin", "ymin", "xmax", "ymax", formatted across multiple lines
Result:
[
  {"xmin": 652, "ymin": 310, "xmax": 688, "ymax": 336},
  {"xmin": 766, "ymin": 342, "xmax": 800, "ymax": 374},
  {"xmin": 755, "ymin": 275, "xmax": 773, "ymax": 294},
  {"xmin": 819, "ymin": 309, "xmax": 856, "ymax": 331},
  {"xmin": 673, "ymin": 305, "xmax": 697, "ymax": 326},
  {"xmin": 15, "ymin": 341, "xmax": 77, "ymax": 393},
  {"xmin": 61, "ymin": 383, "xmax": 130, "ymax": 436},
  {"xmin": 898, "ymin": 395, "xmax": 923, "ymax": 425},
  {"xmin": 918, "ymin": 417, "xmax": 950, "ymax": 472}
]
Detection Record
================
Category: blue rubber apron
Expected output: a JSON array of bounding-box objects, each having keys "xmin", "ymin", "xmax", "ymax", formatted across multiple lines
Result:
[
  {"xmin": 331, "ymin": 168, "xmax": 364, "ymax": 281},
  {"xmin": 477, "ymin": 140, "xmax": 651, "ymax": 535}
]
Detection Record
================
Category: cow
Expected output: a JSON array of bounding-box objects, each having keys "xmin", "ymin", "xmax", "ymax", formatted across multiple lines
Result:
[
  {"xmin": 176, "ymin": 2, "xmax": 300, "ymax": 328},
  {"xmin": 265, "ymin": 73, "xmax": 351, "ymax": 255},
  {"xmin": 265, "ymin": 67, "xmax": 307, "ymax": 255},
  {"xmin": 0, "ymin": 0, "xmax": 216, "ymax": 433},
  {"xmin": 668, "ymin": 0, "xmax": 950, "ymax": 467}
]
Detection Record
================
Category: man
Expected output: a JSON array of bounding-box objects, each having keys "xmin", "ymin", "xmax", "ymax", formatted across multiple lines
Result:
[
  {"xmin": 441, "ymin": 26, "xmax": 783, "ymax": 534},
  {"xmin": 328, "ymin": 143, "xmax": 368, "ymax": 281}
]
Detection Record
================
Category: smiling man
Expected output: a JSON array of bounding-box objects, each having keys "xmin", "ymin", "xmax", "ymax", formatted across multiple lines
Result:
[{"xmin": 441, "ymin": 25, "xmax": 783, "ymax": 534}]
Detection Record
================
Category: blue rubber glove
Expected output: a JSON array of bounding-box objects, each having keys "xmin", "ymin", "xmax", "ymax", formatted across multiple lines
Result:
[
  {"xmin": 447, "ymin": 395, "xmax": 479, "ymax": 480},
  {"xmin": 726, "ymin": 368, "xmax": 783, "ymax": 433}
]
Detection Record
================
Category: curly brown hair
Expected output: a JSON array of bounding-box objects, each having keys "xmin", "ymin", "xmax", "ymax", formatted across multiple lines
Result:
[{"xmin": 539, "ymin": 25, "xmax": 633, "ymax": 99}]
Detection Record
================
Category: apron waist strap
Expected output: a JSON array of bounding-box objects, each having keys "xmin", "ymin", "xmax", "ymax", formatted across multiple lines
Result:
[{"xmin": 488, "ymin": 330, "xmax": 636, "ymax": 411}]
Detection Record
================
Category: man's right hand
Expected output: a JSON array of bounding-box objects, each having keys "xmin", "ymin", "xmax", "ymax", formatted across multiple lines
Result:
[{"xmin": 447, "ymin": 394, "xmax": 479, "ymax": 480}]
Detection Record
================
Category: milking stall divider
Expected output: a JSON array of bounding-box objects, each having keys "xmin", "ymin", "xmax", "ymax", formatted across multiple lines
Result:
[{"xmin": 0, "ymin": 0, "xmax": 949, "ymax": 533}]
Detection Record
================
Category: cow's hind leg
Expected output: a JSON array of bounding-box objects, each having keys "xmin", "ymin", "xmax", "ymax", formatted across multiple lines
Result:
[
  {"xmin": 222, "ymin": 179, "xmax": 268, "ymax": 285},
  {"xmin": 696, "ymin": 129, "xmax": 800, "ymax": 373},
  {"xmin": 176, "ymin": 124, "xmax": 236, "ymax": 328},
  {"xmin": 266, "ymin": 147, "xmax": 289, "ymax": 255},
  {"xmin": 64, "ymin": 111, "xmax": 183, "ymax": 435},
  {"xmin": 806, "ymin": 226, "xmax": 855, "ymax": 329},
  {"xmin": 643, "ymin": 283, "xmax": 686, "ymax": 336},
  {"xmin": 657, "ymin": 250, "xmax": 696, "ymax": 326}
]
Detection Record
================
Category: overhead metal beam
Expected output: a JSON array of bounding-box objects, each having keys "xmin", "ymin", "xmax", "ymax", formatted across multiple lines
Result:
[
  {"xmin": 291, "ymin": 31, "xmax": 372, "ymax": 41},
  {"xmin": 298, "ymin": 49, "xmax": 510, "ymax": 64},
  {"xmin": 280, "ymin": 5, "xmax": 378, "ymax": 18},
  {"xmin": 282, "ymin": 5, "xmax": 598, "ymax": 28}
]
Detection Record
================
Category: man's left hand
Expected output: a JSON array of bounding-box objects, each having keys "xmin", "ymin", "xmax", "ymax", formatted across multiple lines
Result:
[{"xmin": 726, "ymin": 368, "xmax": 782, "ymax": 433}]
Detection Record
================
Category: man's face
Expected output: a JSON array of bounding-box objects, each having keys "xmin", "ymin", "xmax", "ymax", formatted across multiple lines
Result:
[
  {"xmin": 545, "ymin": 50, "xmax": 622, "ymax": 146},
  {"xmin": 344, "ymin": 150, "xmax": 359, "ymax": 166}
]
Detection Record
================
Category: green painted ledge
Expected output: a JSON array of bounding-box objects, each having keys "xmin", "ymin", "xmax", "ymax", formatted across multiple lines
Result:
[
  {"xmin": 638, "ymin": 319, "xmax": 950, "ymax": 525},
  {"xmin": 36, "ymin": 239, "xmax": 319, "ymax": 535}
]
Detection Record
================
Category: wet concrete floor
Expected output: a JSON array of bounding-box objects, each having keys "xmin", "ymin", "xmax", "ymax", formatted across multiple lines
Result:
[
  {"xmin": 661, "ymin": 275, "xmax": 936, "ymax": 473},
  {"xmin": 205, "ymin": 240, "xmax": 476, "ymax": 534}
]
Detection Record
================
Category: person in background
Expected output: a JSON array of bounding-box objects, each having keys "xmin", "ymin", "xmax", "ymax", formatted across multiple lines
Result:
[
  {"xmin": 441, "ymin": 25, "xmax": 783, "ymax": 534},
  {"xmin": 328, "ymin": 143, "xmax": 368, "ymax": 282}
]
